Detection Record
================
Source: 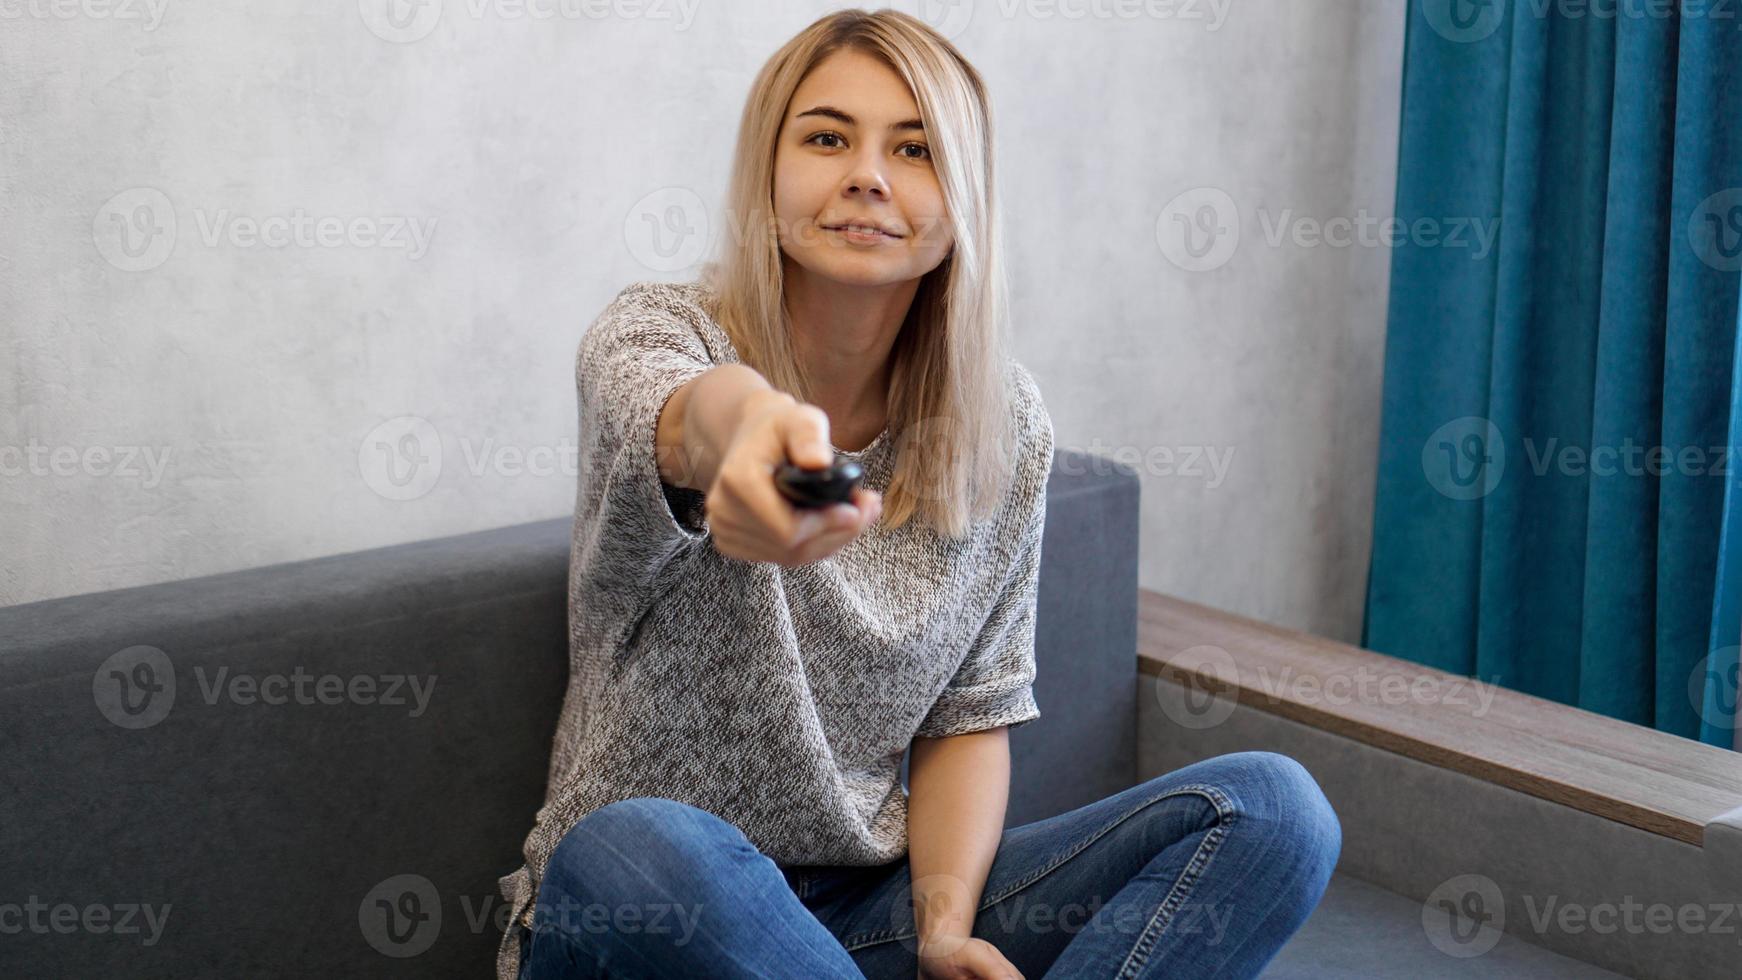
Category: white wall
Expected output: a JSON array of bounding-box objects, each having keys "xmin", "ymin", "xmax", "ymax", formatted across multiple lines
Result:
[{"xmin": 0, "ymin": 0, "xmax": 1404, "ymax": 642}]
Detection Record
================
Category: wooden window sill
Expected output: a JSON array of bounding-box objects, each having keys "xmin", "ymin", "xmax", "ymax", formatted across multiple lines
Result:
[{"xmin": 1137, "ymin": 589, "xmax": 1742, "ymax": 847}]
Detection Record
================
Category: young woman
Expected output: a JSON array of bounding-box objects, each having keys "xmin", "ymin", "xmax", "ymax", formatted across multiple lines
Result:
[{"xmin": 497, "ymin": 10, "xmax": 1340, "ymax": 979}]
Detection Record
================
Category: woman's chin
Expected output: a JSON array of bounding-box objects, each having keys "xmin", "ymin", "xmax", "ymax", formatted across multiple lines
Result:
[{"xmin": 790, "ymin": 255, "xmax": 916, "ymax": 290}]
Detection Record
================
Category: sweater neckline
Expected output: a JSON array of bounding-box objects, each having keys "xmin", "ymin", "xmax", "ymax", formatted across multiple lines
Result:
[{"xmin": 833, "ymin": 424, "xmax": 889, "ymax": 458}]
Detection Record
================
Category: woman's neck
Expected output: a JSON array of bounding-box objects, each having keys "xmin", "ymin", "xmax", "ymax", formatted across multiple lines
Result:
[{"xmin": 782, "ymin": 265, "xmax": 916, "ymax": 447}]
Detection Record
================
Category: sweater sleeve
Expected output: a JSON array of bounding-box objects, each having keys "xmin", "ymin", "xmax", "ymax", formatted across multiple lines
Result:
[
  {"xmin": 570, "ymin": 287, "xmax": 718, "ymax": 639},
  {"xmin": 913, "ymin": 369, "xmax": 1054, "ymax": 739}
]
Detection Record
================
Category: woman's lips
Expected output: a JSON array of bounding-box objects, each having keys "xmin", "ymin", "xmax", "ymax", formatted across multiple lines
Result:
[{"xmin": 827, "ymin": 225, "xmax": 899, "ymax": 244}]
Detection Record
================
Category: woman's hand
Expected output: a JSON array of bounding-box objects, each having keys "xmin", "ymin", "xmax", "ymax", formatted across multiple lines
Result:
[
  {"xmin": 703, "ymin": 392, "xmax": 882, "ymax": 567},
  {"xmin": 916, "ymin": 935, "xmax": 1025, "ymax": 980}
]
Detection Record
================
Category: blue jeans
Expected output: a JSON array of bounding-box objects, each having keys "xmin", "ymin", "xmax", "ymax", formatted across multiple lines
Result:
[{"xmin": 516, "ymin": 751, "xmax": 1340, "ymax": 979}]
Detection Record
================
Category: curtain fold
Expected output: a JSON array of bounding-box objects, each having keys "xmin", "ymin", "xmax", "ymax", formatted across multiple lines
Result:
[{"xmin": 1363, "ymin": 1, "xmax": 1742, "ymax": 748}]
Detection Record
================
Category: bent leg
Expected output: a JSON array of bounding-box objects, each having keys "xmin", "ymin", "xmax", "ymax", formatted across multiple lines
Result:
[
  {"xmin": 1041, "ymin": 751, "xmax": 1341, "ymax": 978},
  {"xmin": 801, "ymin": 751, "xmax": 1340, "ymax": 980},
  {"xmin": 521, "ymin": 797, "xmax": 867, "ymax": 980}
]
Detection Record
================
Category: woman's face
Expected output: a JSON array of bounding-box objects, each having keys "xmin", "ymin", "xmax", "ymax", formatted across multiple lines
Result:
[{"xmin": 772, "ymin": 49, "xmax": 955, "ymax": 289}]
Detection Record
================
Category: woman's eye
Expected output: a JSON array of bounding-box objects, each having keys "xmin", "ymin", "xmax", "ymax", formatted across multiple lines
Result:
[{"xmin": 805, "ymin": 133, "xmax": 930, "ymax": 161}]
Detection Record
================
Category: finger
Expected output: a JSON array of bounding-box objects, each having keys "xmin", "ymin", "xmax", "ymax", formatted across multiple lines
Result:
[
  {"xmin": 817, "ymin": 498, "xmax": 873, "ymax": 541},
  {"xmin": 711, "ymin": 491, "xmax": 835, "ymax": 564},
  {"xmin": 790, "ymin": 502, "xmax": 865, "ymax": 555},
  {"xmin": 852, "ymin": 487, "xmax": 883, "ymax": 527},
  {"xmin": 738, "ymin": 461, "xmax": 828, "ymax": 548},
  {"xmin": 704, "ymin": 489, "xmax": 787, "ymax": 563},
  {"xmin": 706, "ymin": 518, "xmax": 780, "ymax": 565},
  {"xmin": 780, "ymin": 403, "xmax": 835, "ymax": 470},
  {"xmin": 785, "ymin": 512, "xmax": 861, "ymax": 565},
  {"xmin": 783, "ymin": 508, "xmax": 832, "ymax": 550}
]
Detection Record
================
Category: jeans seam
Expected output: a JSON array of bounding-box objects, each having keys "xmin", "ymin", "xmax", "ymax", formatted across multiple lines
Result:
[
  {"xmin": 841, "ymin": 782, "xmax": 1236, "ymax": 952},
  {"xmin": 1114, "ymin": 791, "xmax": 1237, "ymax": 978}
]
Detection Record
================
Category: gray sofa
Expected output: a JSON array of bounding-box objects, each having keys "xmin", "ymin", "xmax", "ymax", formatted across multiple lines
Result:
[{"xmin": 0, "ymin": 448, "xmax": 1140, "ymax": 978}]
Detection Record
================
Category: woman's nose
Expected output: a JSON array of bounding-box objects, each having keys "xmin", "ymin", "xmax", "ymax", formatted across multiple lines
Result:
[{"xmin": 845, "ymin": 159, "xmax": 891, "ymax": 199}]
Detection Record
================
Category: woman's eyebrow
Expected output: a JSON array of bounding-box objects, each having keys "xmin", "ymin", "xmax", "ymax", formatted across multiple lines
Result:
[{"xmin": 794, "ymin": 105, "xmax": 925, "ymax": 133}]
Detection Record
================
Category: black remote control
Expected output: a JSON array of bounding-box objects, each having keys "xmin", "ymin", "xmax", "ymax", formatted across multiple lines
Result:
[{"xmin": 774, "ymin": 459, "xmax": 864, "ymax": 509}]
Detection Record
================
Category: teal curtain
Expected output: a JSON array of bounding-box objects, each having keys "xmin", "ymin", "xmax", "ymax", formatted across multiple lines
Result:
[{"xmin": 1362, "ymin": 0, "xmax": 1742, "ymax": 748}]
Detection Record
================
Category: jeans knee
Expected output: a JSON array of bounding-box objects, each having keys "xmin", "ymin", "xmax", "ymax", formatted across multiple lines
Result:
[
  {"xmin": 549, "ymin": 797, "xmax": 755, "ymax": 897},
  {"xmin": 1225, "ymin": 752, "xmax": 1342, "ymax": 874}
]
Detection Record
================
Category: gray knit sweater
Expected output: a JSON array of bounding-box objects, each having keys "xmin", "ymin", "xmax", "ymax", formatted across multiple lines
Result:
[{"xmin": 494, "ymin": 279, "xmax": 1052, "ymax": 980}]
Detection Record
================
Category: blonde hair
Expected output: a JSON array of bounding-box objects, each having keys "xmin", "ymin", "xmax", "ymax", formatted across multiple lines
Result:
[{"xmin": 700, "ymin": 7, "xmax": 1015, "ymax": 540}]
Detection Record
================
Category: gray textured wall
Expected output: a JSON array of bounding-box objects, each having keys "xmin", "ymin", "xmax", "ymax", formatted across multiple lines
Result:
[{"xmin": 0, "ymin": 0, "xmax": 1404, "ymax": 642}]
